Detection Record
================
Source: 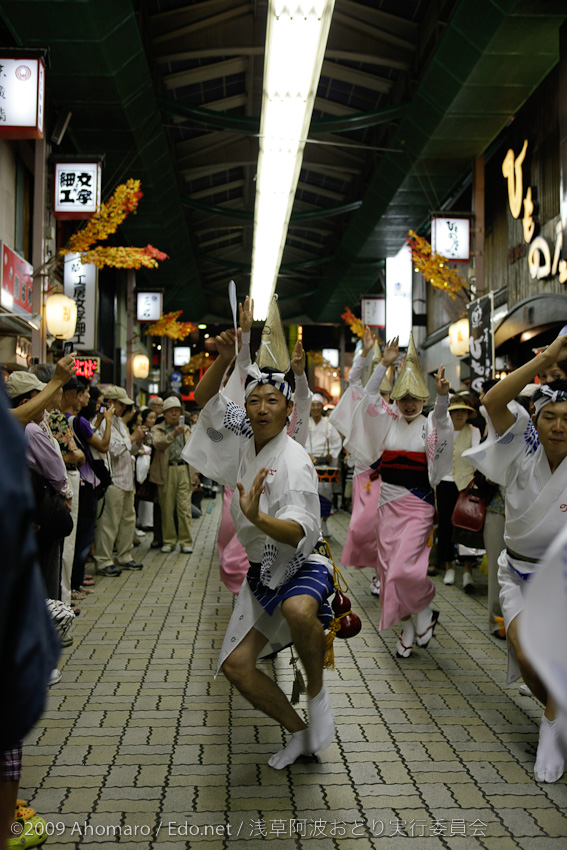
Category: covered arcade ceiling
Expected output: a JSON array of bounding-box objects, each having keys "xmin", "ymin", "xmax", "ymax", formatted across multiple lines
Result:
[{"xmin": 0, "ymin": 0, "xmax": 566, "ymax": 324}]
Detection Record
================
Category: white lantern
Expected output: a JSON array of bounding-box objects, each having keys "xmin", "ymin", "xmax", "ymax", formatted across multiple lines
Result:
[
  {"xmin": 132, "ymin": 354, "xmax": 150, "ymax": 379},
  {"xmin": 448, "ymin": 318, "xmax": 470, "ymax": 357},
  {"xmin": 45, "ymin": 293, "xmax": 77, "ymax": 340}
]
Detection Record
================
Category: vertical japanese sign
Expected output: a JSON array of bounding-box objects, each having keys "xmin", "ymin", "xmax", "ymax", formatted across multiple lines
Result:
[
  {"xmin": 54, "ymin": 163, "xmax": 101, "ymax": 219},
  {"xmin": 431, "ymin": 217, "xmax": 470, "ymax": 261},
  {"xmin": 467, "ymin": 293, "xmax": 494, "ymax": 393},
  {"xmin": 63, "ymin": 253, "xmax": 97, "ymax": 350},
  {"xmin": 0, "ymin": 242, "xmax": 33, "ymax": 313},
  {"xmin": 0, "ymin": 57, "xmax": 45, "ymax": 139}
]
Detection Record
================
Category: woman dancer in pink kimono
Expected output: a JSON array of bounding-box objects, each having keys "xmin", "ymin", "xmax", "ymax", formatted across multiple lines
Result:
[{"xmin": 342, "ymin": 334, "xmax": 452, "ymax": 657}]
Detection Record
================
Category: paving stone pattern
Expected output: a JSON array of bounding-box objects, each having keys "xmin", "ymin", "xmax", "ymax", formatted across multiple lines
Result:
[{"xmin": 20, "ymin": 500, "xmax": 567, "ymax": 849}]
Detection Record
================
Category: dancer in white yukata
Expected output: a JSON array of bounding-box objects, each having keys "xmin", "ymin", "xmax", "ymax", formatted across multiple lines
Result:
[
  {"xmin": 339, "ymin": 334, "xmax": 452, "ymax": 658},
  {"xmin": 307, "ymin": 396, "xmax": 342, "ymax": 537},
  {"xmin": 185, "ymin": 326, "xmax": 335, "ymax": 770},
  {"xmin": 217, "ymin": 298, "xmax": 313, "ymax": 594},
  {"xmin": 463, "ymin": 333, "xmax": 567, "ymax": 783},
  {"xmin": 330, "ymin": 327, "xmax": 391, "ymax": 594}
]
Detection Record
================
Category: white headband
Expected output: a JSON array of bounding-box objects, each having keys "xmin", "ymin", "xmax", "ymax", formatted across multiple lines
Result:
[
  {"xmin": 534, "ymin": 385, "xmax": 567, "ymax": 416},
  {"xmin": 244, "ymin": 363, "xmax": 292, "ymax": 402}
]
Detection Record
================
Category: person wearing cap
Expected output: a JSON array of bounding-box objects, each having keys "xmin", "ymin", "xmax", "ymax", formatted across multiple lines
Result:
[
  {"xmin": 5, "ymin": 370, "xmax": 73, "ymax": 600},
  {"xmin": 149, "ymin": 396, "xmax": 194, "ymax": 554},
  {"xmin": 60, "ymin": 377, "xmax": 115, "ymax": 595},
  {"xmin": 436, "ymin": 395, "xmax": 482, "ymax": 592},
  {"xmin": 330, "ymin": 325, "xmax": 391, "ymax": 596},
  {"xmin": 307, "ymin": 394, "xmax": 342, "ymax": 538},
  {"xmin": 8, "ymin": 354, "xmax": 76, "ymax": 426},
  {"xmin": 185, "ymin": 324, "xmax": 336, "ymax": 771},
  {"xmin": 92, "ymin": 386, "xmax": 146, "ymax": 576},
  {"xmin": 463, "ymin": 333, "xmax": 567, "ymax": 783},
  {"xmin": 339, "ymin": 334, "xmax": 452, "ymax": 659}
]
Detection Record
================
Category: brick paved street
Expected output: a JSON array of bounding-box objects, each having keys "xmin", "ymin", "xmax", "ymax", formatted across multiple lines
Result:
[{"xmin": 20, "ymin": 498, "xmax": 567, "ymax": 849}]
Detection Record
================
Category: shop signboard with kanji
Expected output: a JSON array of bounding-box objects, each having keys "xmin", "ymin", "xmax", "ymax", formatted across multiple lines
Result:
[
  {"xmin": 137, "ymin": 291, "xmax": 162, "ymax": 322},
  {"xmin": 0, "ymin": 57, "xmax": 45, "ymax": 139},
  {"xmin": 431, "ymin": 217, "xmax": 470, "ymax": 262},
  {"xmin": 63, "ymin": 253, "xmax": 97, "ymax": 350},
  {"xmin": 0, "ymin": 242, "xmax": 33, "ymax": 314},
  {"xmin": 54, "ymin": 163, "xmax": 101, "ymax": 220},
  {"xmin": 467, "ymin": 294, "xmax": 494, "ymax": 394}
]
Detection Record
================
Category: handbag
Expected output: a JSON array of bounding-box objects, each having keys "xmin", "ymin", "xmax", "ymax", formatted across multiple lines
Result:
[
  {"xmin": 28, "ymin": 467, "xmax": 74, "ymax": 540},
  {"xmin": 451, "ymin": 478, "xmax": 486, "ymax": 533}
]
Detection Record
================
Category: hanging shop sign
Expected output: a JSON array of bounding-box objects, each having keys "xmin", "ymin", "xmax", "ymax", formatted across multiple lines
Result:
[
  {"xmin": 502, "ymin": 139, "xmax": 567, "ymax": 284},
  {"xmin": 431, "ymin": 217, "xmax": 470, "ymax": 262},
  {"xmin": 467, "ymin": 294, "xmax": 494, "ymax": 394},
  {"xmin": 54, "ymin": 162, "xmax": 102, "ymax": 220},
  {"xmin": 137, "ymin": 291, "xmax": 163, "ymax": 322},
  {"xmin": 63, "ymin": 253, "xmax": 98, "ymax": 350},
  {"xmin": 361, "ymin": 296, "xmax": 385, "ymax": 328},
  {"xmin": 74, "ymin": 356, "xmax": 100, "ymax": 379},
  {"xmin": 385, "ymin": 245, "xmax": 412, "ymax": 347},
  {"xmin": 0, "ymin": 56, "xmax": 45, "ymax": 139},
  {"xmin": 0, "ymin": 242, "xmax": 33, "ymax": 314}
]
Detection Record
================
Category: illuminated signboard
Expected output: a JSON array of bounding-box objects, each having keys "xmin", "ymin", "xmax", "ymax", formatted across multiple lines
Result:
[
  {"xmin": 137, "ymin": 292, "xmax": 162, "ymax": 322},
  {"xmin": 0, "ymin": 57, "xmax": 45, "ymax": 139},
  {"xmin": 361, "ymin": 296, "xmax": 385, "ymax": 328},
  {"xmin": 431, "ymin": 217, "xmax": 470, "ymax": 262},
  {"xmin": 63, "ymin": 253, "xmax": 97, "ymax": 350},
  {"xmin": 386, "ymin": 245, "xmax": 412, "ymax": 347},
  {"xmin": 74, "ymin": 357, "xmax": 100, "ymax": 380},
  {"xmin": 54, "ymin": 162, "xmax": 101, "ymax": 220},
  {"xmin": 0, "ymin": 242, "xmax": 33, "ymax": 314}
]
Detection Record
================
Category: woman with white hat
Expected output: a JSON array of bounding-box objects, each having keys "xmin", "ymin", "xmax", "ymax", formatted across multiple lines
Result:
[{"xmin": 437, "ymin": 396, "xmax": 482, "ymax": 591}]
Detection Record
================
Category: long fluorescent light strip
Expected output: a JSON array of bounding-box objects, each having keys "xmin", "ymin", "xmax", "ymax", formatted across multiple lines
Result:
[{"xmin": 250, "ymin": 1, "xmax": 335, "ymax": 320}]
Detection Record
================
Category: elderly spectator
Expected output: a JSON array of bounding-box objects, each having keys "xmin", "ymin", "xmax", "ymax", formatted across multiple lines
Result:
[
  {"xmin": 149, "ymin": 397, "xmax": 194, "ymax": 554},
  {"xmin": 92, "ymin": 386, "xmax": 146, "ymax": 576}
]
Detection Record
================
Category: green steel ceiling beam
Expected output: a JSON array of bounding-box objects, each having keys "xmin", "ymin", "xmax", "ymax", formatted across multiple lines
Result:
[{"xmin": 181, "ymin": 197, "xmax": 362, "ymax": 221}]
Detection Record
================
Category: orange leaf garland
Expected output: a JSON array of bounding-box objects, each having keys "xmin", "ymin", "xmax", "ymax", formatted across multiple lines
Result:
[
  {"xmin": 341, "ymin": 307, "xmax": 366, "ymax": 339},
  {"xmin": 59, "ymin": 179, "xmax": 168, "ymax": 271},
  {"xmin": 407, "ymin": 230, "xmax": 469, "ymax": 300},
  {"xmin": 144, "ymin": 311, "xmax": 197, "ymax": 341}
]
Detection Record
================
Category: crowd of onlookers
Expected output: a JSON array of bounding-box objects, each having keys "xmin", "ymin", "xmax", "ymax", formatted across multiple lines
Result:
[{"xmin": 0, "ymin": 354, "xmax": 204, "ymax": 844}]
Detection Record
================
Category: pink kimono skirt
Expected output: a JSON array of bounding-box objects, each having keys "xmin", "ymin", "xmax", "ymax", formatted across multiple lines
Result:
[
  {"xmin": 341, "ymin": 469, "xmax": 381, "ymax": 570},
  {"xmin": 217, "ymin": 488, "xmax": 250, "ymax": 595},
  {"xmin": 376, "ymin": 490, "xmax": 436, "ymax": 630}
]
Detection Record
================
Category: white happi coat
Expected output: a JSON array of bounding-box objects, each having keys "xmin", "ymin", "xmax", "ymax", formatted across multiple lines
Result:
[
  {"xmin": 183, "ymin": 391, "xmax": 328, "ymax": 672},
  {"xmin": 330, "ymin": 353, "xmax": 375, "ymax": 475},
  {"xmin": 342, "ymin": 364, "xmax": 453, "ymax": 503},
  {"xmin": 463, "ymin": 404, "xmax": 567, "ymax": 574},
  {"xmin": 307, "ymin": 416, "xmax": 342, "ymax": 463}
]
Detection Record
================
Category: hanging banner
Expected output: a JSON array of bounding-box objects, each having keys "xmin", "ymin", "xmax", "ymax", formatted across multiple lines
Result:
[
  {"xmin": 63, "ymin": 253, "xmax": 98, "ymax": 350},
  {"xmin": 467, "ymin": 293, "xmax": 494, "ymax": 393}
]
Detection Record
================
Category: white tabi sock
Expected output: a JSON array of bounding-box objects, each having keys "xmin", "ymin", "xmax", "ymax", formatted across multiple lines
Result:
[
  {"xmin": 268, "ymin": 729, "xmax": 310, "ymax": 770},
  {"xmin": 416, "ymin": 607, "xmax": 433, "ymax": 635},
  {"xmin": 307, "ymin": 685, "xmax": 335, "ymax": 753},
  {"xmin": 534, "ymin": 715, "xmax": 565, "ymax": 783}
]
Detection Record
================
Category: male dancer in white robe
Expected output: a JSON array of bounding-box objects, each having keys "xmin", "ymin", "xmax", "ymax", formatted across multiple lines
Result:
[
  {"xmin": 185, "ymin": 327, "xmax": 335, "ymax": 769},
  {"xmin": 464, "ymin": 333, "xmax": 567, "ymax": 783}
]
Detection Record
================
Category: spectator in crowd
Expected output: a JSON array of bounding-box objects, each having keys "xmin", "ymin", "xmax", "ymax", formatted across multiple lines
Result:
[
  {"xmin": 92, "ymin": 386, "xmax": 146, "ymax": 576},
  {"xmin": 6, "ymin": 371, "xmax": 73, "ymax": 600},
  {"xmin": 150, "ymin": 397, "xmax": 194, "ymax": 554},
  {"xmin": 437, "ymin": 396, "xmax": 482, "ymax": 592}
]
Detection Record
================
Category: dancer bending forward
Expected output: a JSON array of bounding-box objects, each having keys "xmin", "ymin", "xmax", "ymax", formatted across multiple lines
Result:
[{"xmin": 185, "ymin": 327, "xmax": 335, "ymax": 769}]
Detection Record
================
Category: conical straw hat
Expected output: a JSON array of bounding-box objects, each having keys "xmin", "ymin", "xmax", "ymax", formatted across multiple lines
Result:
[
  {"xmin": 390, "ymin": 332, "xmax": 429, "ymax": 401},
  {"xmin": 255, "ymin": 295, "xmax": 290, "ymax": 372},
  {"xmin": 371, "ymin": 339, "xmax": 391, "ymax": 392}
]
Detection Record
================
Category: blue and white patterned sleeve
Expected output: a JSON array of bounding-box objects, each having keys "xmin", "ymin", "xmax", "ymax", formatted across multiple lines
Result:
[{"xmin": 462, "ymin": 404, "xmax": 535, "ymax": 486}]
